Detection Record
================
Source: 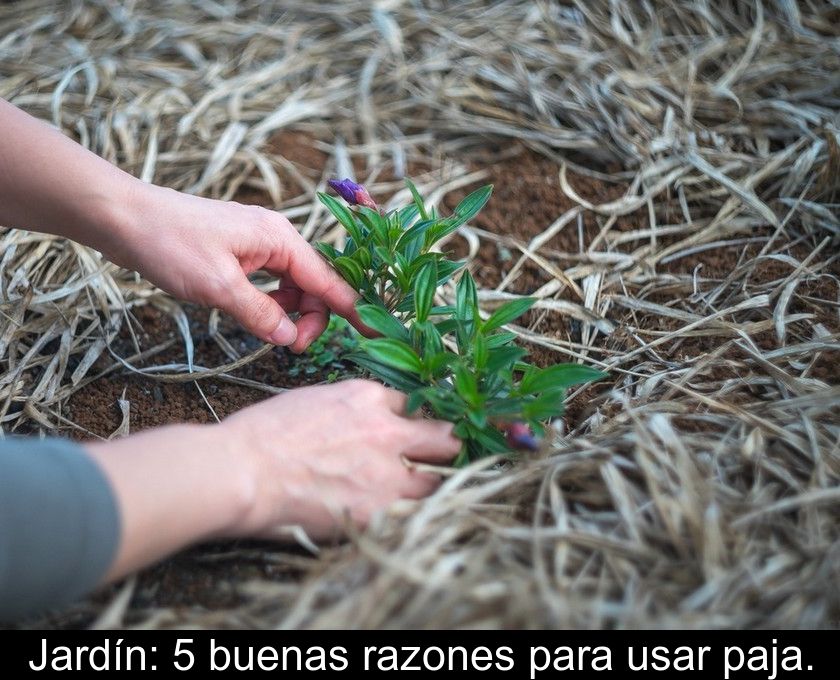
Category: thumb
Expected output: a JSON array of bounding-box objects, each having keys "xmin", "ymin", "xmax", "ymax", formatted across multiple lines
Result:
[{"xmin": 224, "ymin": 274, "xmax": 298, "ymax": 346}]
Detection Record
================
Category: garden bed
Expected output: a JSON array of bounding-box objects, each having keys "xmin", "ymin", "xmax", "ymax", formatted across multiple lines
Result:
[{"xmin": 3, "ymin": 1, "xmax": 838, "ymax": 629}]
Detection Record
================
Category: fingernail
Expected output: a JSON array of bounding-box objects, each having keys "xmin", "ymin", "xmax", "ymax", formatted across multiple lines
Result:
[{"xmin": 269, "ymin": 317, "xmax": 297, "ymax": 346}]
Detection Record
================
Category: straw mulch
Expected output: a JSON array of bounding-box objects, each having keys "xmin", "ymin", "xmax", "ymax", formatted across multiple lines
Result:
[{"xmin": 2, "ymin": 1, "xmax": 838, "ymax": 629}]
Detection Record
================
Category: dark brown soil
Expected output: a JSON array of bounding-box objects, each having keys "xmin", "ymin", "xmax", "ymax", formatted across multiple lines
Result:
[{"xmin": 66, "ymin": 304, "xmax": 347, "ymax": 438}]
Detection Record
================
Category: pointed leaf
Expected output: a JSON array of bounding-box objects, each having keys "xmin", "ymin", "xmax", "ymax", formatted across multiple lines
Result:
[
  {"xmin": 318, "ymin": 192, "xmax": 363, "ymax": 242},
  {"xmin": 483, "ymin": 298, "xmax": 536, "ymax": 331},
  {"xmin": 431, "ymin": 185, "xmax": 493, "ymax": 242},
  {"xmin": 485, "ymin": 331, "xmax": 518, "ymax": 348},
  {"xmin": 486, "ymin": 345, "xmax": 528, "ymax": 373},
  {"xmin": 357, "ymin": 207, "xmax": 389, "ymax": 246},
  {"xmin": 333, "ymin": 256, "xmax": 365, "ymax": 290},
  {"xmin": 456, "ymin": 271, "xmax": 478, "ymax": 321},
  {"xmin": 436, "ymin": 259, "xmax": 464, "ymax": 287},
  {"xmin": 314, "ymin": 241, "xmax": 340, "ymax": 262},
  {"xmin": 347, "ymin": 353, "xmax": 424, "ymax": 392},
  {"xmin": 406, "ymin": 389, "xmax": 427, "ymax": 414},
  {"xmin": 356, "ymin": 303, "xmax": 409, "ymax": 342},
  {"xmin": 405, "ymin": 177, "xmax": 429, "ymax": 220},
  {"xmin": 398, "ymin": 203, "xmax": 420, "ymax": 229},
  {"xmin": 520, "ymin": 364, "xmax": 607, "ymax": 394},
  {"xmin": 452, "ymin": 185, "xmax": 493, "ymax": 226},
  {"xmin": 362, "ymin": 338, "xmax": 423, "ymax": 374},
  {"xmin": 454, "ymin": 363, "xmax": 480, "ymax": 406},
  {"xmin": 413, "ymin": 261, "xmax": 437, "ymax": 323}
]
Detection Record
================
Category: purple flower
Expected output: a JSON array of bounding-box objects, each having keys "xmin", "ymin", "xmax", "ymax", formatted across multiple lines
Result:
[
  {"xmin": 328, "ymin": 178, "xmax": 377, "ymax": 210},
  {"xmin": 504, "ymin": 421, "xmax": 539, "ymax": 451}
]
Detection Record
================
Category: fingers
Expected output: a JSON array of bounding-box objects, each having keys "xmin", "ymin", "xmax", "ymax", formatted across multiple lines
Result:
[
  {"xmin": 268, "ymin": 285, "xmax": 301, "ymax": 312},
  {"xmin": 267, "ymin": 288, "xmax": 329, "ymax": 353},
  {"xmin": 398, "ymin": 419, "xmax": 462, "ymax": 464},
  {"xmin": 224, "ymin": 274, "xmax": 297, "ymax": 346},
  {"xmin": 291, "ymin": 292, "xmax": 329, "ymax": 353},
  {"xmin": 263, "ymin": 219, "xmax": 370, "ymax": 334},
  {"xmin": 399, "ymin": 469, "xmax": 443, "ymax": 499},
  {"xmin": 356, "ymin": 382, "xmax": 460, "ymax": 463}
]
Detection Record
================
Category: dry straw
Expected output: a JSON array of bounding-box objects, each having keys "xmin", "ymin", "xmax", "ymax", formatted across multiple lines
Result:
[{"xmin": 1, "ymin": 0, "xmax": 838, "ymax": 628}]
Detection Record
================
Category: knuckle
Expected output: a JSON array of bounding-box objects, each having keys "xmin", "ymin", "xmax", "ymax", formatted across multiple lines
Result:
[
  {"xmin": 250, "ymin": 205, "xmax": 292, "ymax": 239},
  {"xmin": 360, "ymin": 419, "xmax": 400, "ymax": 452},
  {"xmin": 244, "ymin": 292, "xmax": 276, "ymax": 321},
  {"xmin": 348, "ymin": 379, "xmax": 387, "ymax": 399},
  {"xmin": 207, "ymin": 267, "xmax": 241, "ymax": 307}
]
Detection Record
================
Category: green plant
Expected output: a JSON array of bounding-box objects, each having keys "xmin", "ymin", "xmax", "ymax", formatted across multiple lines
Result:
[
  {"xmin": 317, "ymin": 178, "xmax": 606, "ymax": 465},
  {"xmin": 288, "ymin": 315, "xmax": 359, "ymax": 381}
]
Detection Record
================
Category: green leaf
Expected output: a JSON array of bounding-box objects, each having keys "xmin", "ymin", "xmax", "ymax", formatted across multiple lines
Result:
[
  {"xmin": 434, "ymin": 318, "xmax": 459, "ymax": 336},
  {"xmin": 347, "ymin": 353, "xmax": 424, "ymax": 392},
  {"xmin": 473, "ymin": 333, "xmax": 488, "ymax": 370},
  {"xmin": 398, "ymin": 204, "xmax": 420, "ymax": 229},
  {"xmin": 437, "ymin": 259, "xmax": 465, "ymax": 285},
  {"xmin": 356, "ymin": 303, "xmax": 409, "ymax": 342},
  {"xmin": 429, "ymin": 305, "xmax": 456, "ymax": 316},
  {"xmin": 314, "ymin": 241, "xmax": 340, "ymax": 262},
  {"xmin": 394, "ymin": 292, "xmax": 415, "ymax": 314},
  {"xmin": 454, "ymin": 363, "xmax": 480, "ymax": 406},
  {"xmin": 362, "ymin": 338, "xmax": 423, "ymax": 374},
  {"xmin": 318, "ymin": 192, "xmax": 364, "ymax": 243},
  {"xmin": 406, "ymin": 389, "xmax": 427, "ymax": 414},
  {"xmin": 481, "ymin": 372, "xmax": 509, "ymax": 399},
  {"xmin": 485, "ymin": 331, "xmax": 518, "ymax": 348},
  {"xmin": 430, "ymin": 185, "xmax": 493, "ymax": 242},
  {"xmin": 357, "ymin": 207, "xmax": 389, "ymax": 246},
  {"xmin": 425, "ymin": 350, "xmax": 458, "ymax": 377},
  {"xmin": 405, "ymin": 251, "xmax": 443, "ymax": 277},
  {"xmin": 413, "ymin": 261, "xmax": 437, "ymax": 323},
  {"xmin": 453, "ymin": 421, "xmax": 470, "ymax": 439},
  {"xmin": 467, "ymin": 409, "xmax": 487, "ymax": 428},
  {"xmin": 456, "ymin": 270, "xmax": 478, "ymax": 321},
  {"xmin": 485, "ymin": 397, "xmax": 529, "ymax": 417},
  {"xmin": 452, "ymin": 447, "xmax": 470, "ymax": 468},
  {"xmin": 372, "ymin": 245, "xmax": 393, "ymax": 267},
  {"xmin": 360, "ymin": 286, "xmax": 386, "ymax": 308},
  {"xmin": 519, "ymin": 364, "xmax": 607, "ymax": 394},
  {"xmin": 463, "ymin": 422, "xmax": 510, "ymax": 455},
  {"xmin": 423, "ymin": 385, "xmax": 467, "ymax": 420},
  {"xmin": 522, "ymin": 392, "xmax": 566, "ymax": 420},
  {"xmin": 333, "ymin": 256, "xmax": 365, "ymax": 290},
  {"xmin": 353, "ymin": 247, "xmax": 372, "ymax": 270},
  {"xmin": 483, "ymin": 298, "xmax": 536, "ymax": 331},
  {"xmin": 486, "ymin": 345, "xmax": 528, "ymax": 373},
  {"xmin": 453, "ymin": 185, "xmax": 492, "ymax": 221},
  {"xmin": 405, "ymin": 178, "xmax": 429, "ymax": 220},
  {"xmin": 396, "ymin": 218, "xmax": 438, "ymax": 259}
]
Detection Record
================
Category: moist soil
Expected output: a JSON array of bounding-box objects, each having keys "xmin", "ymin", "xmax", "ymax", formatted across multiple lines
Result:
[{"xmin": 43, "ymin": 133, "xmax": 838, "ymax": 626}]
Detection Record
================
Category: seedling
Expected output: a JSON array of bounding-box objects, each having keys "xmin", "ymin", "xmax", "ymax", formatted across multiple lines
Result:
[
  {"xmin": 317, "ymin": 178, "xmax": 606, "ymax": 464},
  {"xmin": 289, "ymin": 315, "xmax": 358, "ymax": 381}
]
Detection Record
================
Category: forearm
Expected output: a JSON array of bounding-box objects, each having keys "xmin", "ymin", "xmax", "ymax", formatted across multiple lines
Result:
[
  {"xmin": 84, "ymin": 424, "xmax": 257, "ymax": 584},
  {"xmin": 0, "ymin": 97, "xmax": 139, "ymax": 256}
]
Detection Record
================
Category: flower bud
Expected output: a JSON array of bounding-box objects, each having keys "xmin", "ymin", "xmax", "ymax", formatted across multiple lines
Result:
[
  {"xmin": 328, "ymin": 178, "xmax": 377, "ymax": 210},
  {"xmin": 504, "ymin": 421, "xmax": 539, "ymax": 451}
]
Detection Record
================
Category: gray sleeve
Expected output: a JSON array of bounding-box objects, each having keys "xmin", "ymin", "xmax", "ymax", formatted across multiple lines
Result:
[{"xmin": 0, "ymin": 437, "xmax": 120, "ymax": 622}]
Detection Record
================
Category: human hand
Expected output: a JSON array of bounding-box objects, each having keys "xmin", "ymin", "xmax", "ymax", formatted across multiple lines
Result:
[
  {"xmin": 222, "ymin": 379, "xmax": 462, "ymax": 540},
  {"xmin": 108, "ymin": 183, "xmax": 366, "ymax": 353}
]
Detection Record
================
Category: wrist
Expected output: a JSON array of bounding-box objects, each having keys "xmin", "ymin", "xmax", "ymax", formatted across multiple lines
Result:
[
  {"xmin": 85, "ymin": 175, "xmax": 154, "ymax": 267},
  {"xmin": 187, "ymin": 422, "xmax": 262, "ymax": 540},
  {"xmin": 212, "ymin": 417, "xmax": 295, "ymax": 539}
]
